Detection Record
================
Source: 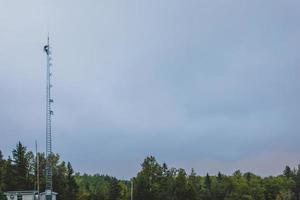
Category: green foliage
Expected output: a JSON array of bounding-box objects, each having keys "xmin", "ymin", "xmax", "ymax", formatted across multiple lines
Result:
[
  {"xmin": 0, "ymin": 192, "xmax": 7, "ymax": 200},
  {"xmin": 12, "ymin": 142, "xmax": 34, "ymax": 190},
  {"xmin": 283, "ymin": 166, "xmax": 294, "ymax": 179},
  {"xmin": 66, "ymin": 162, "xmax": 79, "ymax": 200},
  {"xmin": 0, "ymin": 151, "xmax": 4, "ymax": 192},
  {"xmin": 132, "ymin": 157, "xmax": 299, "ymax": 200},
  {"xmin": 75, "ymin": 173, "xmax": 129, "ymax": 200},
  {"xmin": 294, "ymin": 165, "xmax": 300, "ymax": 200},
  {"xmin": 0, "ymin": 142, "xmax": 79, "ymax": 200},
  {"xmin": 1, "ymin": 144, "xmax": 300, "ymax": 200}
]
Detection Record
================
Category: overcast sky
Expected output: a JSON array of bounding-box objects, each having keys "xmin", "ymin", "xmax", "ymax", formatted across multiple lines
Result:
[{"xmin": 0, "ymin": 0, "xmax": 300, "ymax": 179}]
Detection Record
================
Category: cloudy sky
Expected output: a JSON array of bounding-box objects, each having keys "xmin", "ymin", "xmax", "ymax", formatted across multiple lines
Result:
[{"xmin": 0, "ymin": 0, "xmax": 300, "ymax": 179}]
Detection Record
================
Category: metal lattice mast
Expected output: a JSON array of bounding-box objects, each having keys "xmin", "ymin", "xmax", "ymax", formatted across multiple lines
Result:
[{"xmin": 44, "ymin": 37, "xmax": 53, "ymax": 195}]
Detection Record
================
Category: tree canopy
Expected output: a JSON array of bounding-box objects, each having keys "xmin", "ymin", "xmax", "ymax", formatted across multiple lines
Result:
[{"xmin": 1, "ymin": 142, "xmax": 300, "ymax": 200}]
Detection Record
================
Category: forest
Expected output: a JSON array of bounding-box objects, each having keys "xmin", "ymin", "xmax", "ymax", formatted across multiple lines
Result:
[{"xmin": 0, "ymin": 142, "xmax": 300, "ymax": 200}]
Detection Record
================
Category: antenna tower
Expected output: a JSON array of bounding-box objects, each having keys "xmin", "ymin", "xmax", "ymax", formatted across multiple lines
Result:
[{"xmin": 44, "ymin": 37, "xmax": 54, "ymax": 199}]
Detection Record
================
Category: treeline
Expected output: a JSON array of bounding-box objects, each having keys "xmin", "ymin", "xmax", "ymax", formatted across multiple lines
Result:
[
  {"xmin": 1, "ymin": 143, "xmax": 300, "ymax": 200},
  {"xmin": 0, "ymin": 142, "xmax": 78, "ymax": 200},
  {"xmin": 75, "ymin": 174, "xmax": 129, "ymax": 200},
  {"xmin": 132, "ymin": 156, "xmax": 300, "ymax": 200}
]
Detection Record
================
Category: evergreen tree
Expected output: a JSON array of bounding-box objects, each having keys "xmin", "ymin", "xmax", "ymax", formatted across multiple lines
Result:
[
  {"xmin": 174, "ymin": 168, "xmax": 187, "ymax": 200},
  {"xmin": 205, "ymin": 173, "xmax": 212, "ymax": 192},
  {"xmin": 283, "ymin": 166, "xmax": 294, "ymax": 179},
  {"xmin": 157, "ymin": 163, "xmax": 174, "ymax": 200},
  {"xmin": 2, "ymin": 157, "xmax": 15, "ymax": 191},
  {"xmin": 2, "ymin": 145, "xmax": 300, "ymax": 200},
  {"xmin": 213, "ymin": 172, "xmax": 228, "ymax": 200},
  {"xmin": 25, "ymin": 151, "xmax": 35, "ymax": 190},
  {"xmin": 0, "ymin": 151, "xmax": 4, "ymax": 192},
  {"xmin": 107, "ymin": 177, "xmax": 121, "ymax": 200},
  {"xmin": 186, "ymin": 169, "xmax": 198, "ymax": 200},
  {"xmin": 53, "ymin": 159, "xmax": 67, "ymax": 200},
  {"xmin": 12, "ymin": 142, "xmax": 29, "ymax": 190},
  {"xmin": 203, "ymin": 173, "xmax": 212, "ymax": 200},
  {"xmin": 66, "ymin": 162, "xmax": 79, "ymax": 200},
  {"xmin": 0, "ymin": 151, "xmax": 6, "ymax": 200},
  {"xmin": 36, "ymin": 153, "xmax": 46, "ymax": 192},
  {"xmin": 134, "ymin": 156, "xmax": 161, "ymax": 200},
  {"xmin": 295, "ymin": 165, "xmax": 300, "ymax": 200}
]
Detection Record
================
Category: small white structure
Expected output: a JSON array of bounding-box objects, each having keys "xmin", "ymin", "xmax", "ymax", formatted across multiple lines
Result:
[
  {"xmin": 39, "ymin": 191, "xmax": 57, "ymax": 200},
  {"xmin": 4, "ymin": 191, "xmax": 38, "ymax": 200},
  {"xmin": 4, "ymin": 191, "xmax": 57, "ymax": 200}
]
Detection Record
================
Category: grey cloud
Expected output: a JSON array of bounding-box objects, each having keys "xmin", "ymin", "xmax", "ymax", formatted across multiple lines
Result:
[{"xmin": 0, "ymin": 0, "xmax": 299, "ymax": 178}]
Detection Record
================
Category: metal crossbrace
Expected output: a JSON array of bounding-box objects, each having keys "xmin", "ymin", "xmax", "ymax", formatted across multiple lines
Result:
[{"xmin": 44, "ymin": 37, "xmax": 53, "ymax": 193}]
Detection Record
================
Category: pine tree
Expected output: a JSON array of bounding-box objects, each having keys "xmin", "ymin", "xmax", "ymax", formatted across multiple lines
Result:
[
  {"xmin": 205, "ymin": 173, "xmax": 211, "ymax": 192},
  {"xmin": 186, "ymin": 169, "xmax": 198, "ymax": 200},
  {"xmin": 135, "ymin": 156, "xmax": 161, "ymax": 200},
  {"xmin": 66, "ymin": 162, "xmax": 79, "ymax": 200},
  {"xmin": 174, "ymin": 168, "xmax": 187, "ymax": 200},
  {"xmin": 12, "ymin": 142, "xmax": 30, "ymax": 190},
  {"xmin": 157, "ymin": 163, "xmax": 173, "ymax": 200},
  {"xmin": 0, "ymin": 151, "xmax": 6, "ymax": 200},
  {"xmin": 36, "ymin": 153, "xmax": 46, "ymax": 192},
  {"xmin": 283, "ymin": 166, "xmax": 294, "ymax": 179},
  {"xmin": 203, "ymin": 173, "xmax": 212, "ymax": 200},
  {"xmin": 53, "ymin": 159, "xmax": 67, "ymax": 200},
  {"xmin": 0, "ymin": 151, "xmax": 4, "ymax": 192},
  {"xmin": 108, "ymin": 178, "xmax": 121, "ymax": 200},
  {"xmin": 3, "ymin": 157, "xmax": 15, "ymax": 191},
  {"xmin": 295, "ymin": 165, "xmax": 300, "ymax": 200}
]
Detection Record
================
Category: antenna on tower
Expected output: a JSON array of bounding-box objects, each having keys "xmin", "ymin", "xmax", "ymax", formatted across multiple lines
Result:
[{"xmin": 44, "ymin": 36, "xmax": 54, "ymax": 200}]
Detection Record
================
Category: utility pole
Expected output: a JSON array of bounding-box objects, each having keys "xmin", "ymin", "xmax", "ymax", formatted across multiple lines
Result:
[
  {"xmin": 131, "ymin": 180, "xmax": 133, "ymax": 200},
  {"xmin": 35, "ymin": 140, "xmax": 40, "ymax": 199}
]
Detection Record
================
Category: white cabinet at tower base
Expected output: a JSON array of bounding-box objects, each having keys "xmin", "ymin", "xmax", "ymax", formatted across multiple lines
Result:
[
  {"xmin": 39, "ymin": 191, "xmax": 57, "ymax": 200},
  {"xmin": 4, "ymin": 191, "xmax": 38, "ymax": 200}
]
